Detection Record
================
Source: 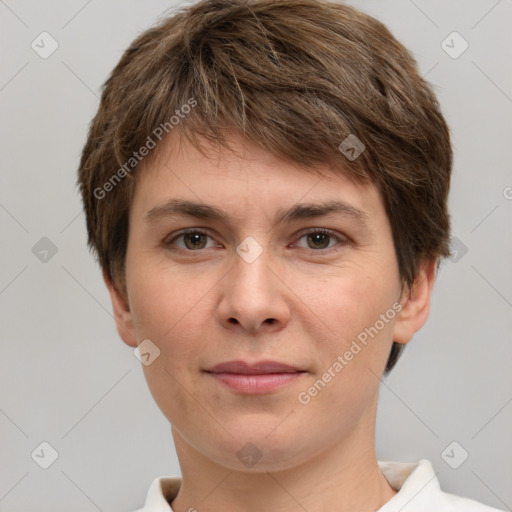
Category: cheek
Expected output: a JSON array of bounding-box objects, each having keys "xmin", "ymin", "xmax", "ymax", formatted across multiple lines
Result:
[
  {"xmin": 126, "ymin": 265, "xmax": 222, "ymax": 406},
  {"xmin": 309, "ymin": 265, "xmax": 393, "ymax": 330},
  {"xmin": 297, "ymin": 265, "xmax": 399, "ymax": 373},
  {"xmin": 127, "ymin": 257, "xmax": 211, "ymax": 339},
  {"xmin": 128, "ymin": 267, "xmax": 215, "ymax": 421},
  {"xmin": 299, "ymin": 276, "xmax": 397, "ymax": 426}
]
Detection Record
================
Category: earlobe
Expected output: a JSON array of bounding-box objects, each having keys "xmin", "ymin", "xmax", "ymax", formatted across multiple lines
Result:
[
  {"xmin": 392, "ymin": 259, "xmax": 437, "ymax": 345},
  {"xmin": 102, "ymin": 269, "xmax": 138, "ymax": 348}
]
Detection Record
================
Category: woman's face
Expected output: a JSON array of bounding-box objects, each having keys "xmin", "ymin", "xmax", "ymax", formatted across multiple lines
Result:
[{"xmin": 112, "ymin": 133, "xmax": 423, "ymax": 472}]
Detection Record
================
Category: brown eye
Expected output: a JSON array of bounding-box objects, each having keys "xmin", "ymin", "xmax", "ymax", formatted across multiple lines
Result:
[
  {"xmin": 183, "ymin": 232, "xmax": 208, "ymax": 250},
  {"xmin": 166, "ymin": 229, "xmax": 216, "ymax": 251},
  {"xmin": 293, "ymin": 229, "xmax": 348, "ymax": 252},
  {"xmin": 306, "ymin": 232, "xmax": 332, "ymax": 249}
]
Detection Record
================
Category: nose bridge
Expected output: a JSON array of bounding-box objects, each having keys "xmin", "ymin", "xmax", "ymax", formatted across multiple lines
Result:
[
  {"xmin": 232, "ymin": 236, "xmax": 275, "ymax": 299},
  {"xmin": 217, "ymin": 235, "xmax": 290, "ymax": 333}
]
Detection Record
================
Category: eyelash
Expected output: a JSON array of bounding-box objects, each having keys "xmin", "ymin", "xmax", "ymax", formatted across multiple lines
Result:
[{"xmin": 164, "ymin": 228, "xmax": 348, "ymax": 253}]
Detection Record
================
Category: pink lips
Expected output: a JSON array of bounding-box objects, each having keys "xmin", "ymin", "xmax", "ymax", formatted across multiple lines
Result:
[{"xmin": 205, "ymin": 360, "xmax": 306, "ymax": 394}]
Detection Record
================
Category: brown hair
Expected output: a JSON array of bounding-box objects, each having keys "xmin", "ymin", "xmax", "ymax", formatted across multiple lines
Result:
[{"xmin": 77, "ymin": 0, "xmax": 452, "ymax": 374}]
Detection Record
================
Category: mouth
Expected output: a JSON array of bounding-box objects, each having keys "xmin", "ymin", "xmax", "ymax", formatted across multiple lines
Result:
[{"xmin": 203, "ymin": 360, "xmax": 307, "ymax": 394}]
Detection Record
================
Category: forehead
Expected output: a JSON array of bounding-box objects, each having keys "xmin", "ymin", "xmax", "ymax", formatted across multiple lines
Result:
[{"xmin": 130, "ymin": 131, "xmax": 385, "ymax": 227}]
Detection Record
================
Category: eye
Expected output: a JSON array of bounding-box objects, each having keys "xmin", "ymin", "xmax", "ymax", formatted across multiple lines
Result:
[
  {"xmin": 165, "ymin": 228, "xmax": 347, "ymax": 252},
  {"xmin": 294, "ymin": 229, "xmax": 346, "ymax": 251},
  {"xmin": 165, "ymin": 229, "xmax": 218, "ymax": 251}
]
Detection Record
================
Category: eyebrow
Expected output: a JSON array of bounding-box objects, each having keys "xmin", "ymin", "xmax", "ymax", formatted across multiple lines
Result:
[{"xmin": 145, "ymin": 198, "xmax": 369, "ymax": 227}]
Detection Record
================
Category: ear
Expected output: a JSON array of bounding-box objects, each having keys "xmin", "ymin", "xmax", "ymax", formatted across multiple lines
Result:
[
  {"xmin": 102, "ymin": 269, "xmax": 138, "ymax": 348},
  {"xmin": 392, "ymin": 258, "xmax": 437, "ymax": 345}
]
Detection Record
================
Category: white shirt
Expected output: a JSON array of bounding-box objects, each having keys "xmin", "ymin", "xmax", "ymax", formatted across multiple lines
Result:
[{"xmin": 133, "ymin": 459, "xmax": 504, "ymax": 511}]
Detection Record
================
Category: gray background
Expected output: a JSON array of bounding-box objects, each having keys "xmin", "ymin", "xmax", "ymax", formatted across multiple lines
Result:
[{"xmin": 0, "ymin": 0, "xmax": 511, "ymax": 511}]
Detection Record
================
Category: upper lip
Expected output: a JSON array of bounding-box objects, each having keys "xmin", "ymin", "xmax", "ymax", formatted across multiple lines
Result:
[{"xmin": 205, "ymin": 360, "xmax": 304, "ymax": 375}]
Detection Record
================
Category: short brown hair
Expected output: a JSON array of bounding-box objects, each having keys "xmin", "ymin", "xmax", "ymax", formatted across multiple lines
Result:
[{"xmin": 77, "ymin": 0, "xmax": 452, "ymax": 374}]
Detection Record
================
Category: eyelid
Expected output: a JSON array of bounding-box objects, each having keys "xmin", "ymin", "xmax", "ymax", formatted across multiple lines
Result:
[
  {"xmin": 165, "ymin": 228, "xmax": 220, "ymax": 249},
  {"xmin": 292, "ymin": 227, "xmax": 350, "ymax": 250},
  {"xmin": 164, "ymin": 227, "xmax": 350, "ymax": 251}
]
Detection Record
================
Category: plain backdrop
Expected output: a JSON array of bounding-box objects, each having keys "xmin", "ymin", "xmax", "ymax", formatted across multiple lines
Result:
[{"xmin": 0, "ymin": 1, "xmax": 511, "ymax": 511}]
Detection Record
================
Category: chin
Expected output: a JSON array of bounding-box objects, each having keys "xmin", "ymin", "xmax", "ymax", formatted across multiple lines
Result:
[{"xmin": 203, "ymin": 426, "xmax": 319, "ymax": 473}]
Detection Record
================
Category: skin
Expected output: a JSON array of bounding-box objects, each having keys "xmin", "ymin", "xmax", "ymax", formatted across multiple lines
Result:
[{"xmin": 105, "ymin": 132, "xmax": 436, "ymax": 512}]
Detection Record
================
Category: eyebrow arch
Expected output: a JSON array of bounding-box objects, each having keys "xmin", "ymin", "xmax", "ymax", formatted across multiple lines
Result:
[
  {"xmin": 145, "ymin": 198, "xmax": 369, "ymax": 226},
  {"xmin": 274, "ymin": 200, "xmax": 369, "ymax": 226},
  {"xmin": 146, "ymin": 199, "xmax": 229, "ymax": 223}
]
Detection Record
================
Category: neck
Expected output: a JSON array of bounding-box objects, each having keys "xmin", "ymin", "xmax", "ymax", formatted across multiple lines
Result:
[{"xmin": 169, "ymin": 413, "xmax": 396, "ymax": 512}]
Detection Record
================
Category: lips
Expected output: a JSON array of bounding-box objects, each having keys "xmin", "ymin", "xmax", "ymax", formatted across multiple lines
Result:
[
  {"xmin": 204, "ymin": 360, "xmax": 306, "ymax": 394},
  {"xmin": 206, "ymin": 360, "xmax": 304, "ymax": 375}
]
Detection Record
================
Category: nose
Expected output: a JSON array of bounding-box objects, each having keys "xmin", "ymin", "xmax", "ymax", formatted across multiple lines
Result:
[{"xmin": 216, "ymin": 246, "xmax": 291, "ymax": 335}]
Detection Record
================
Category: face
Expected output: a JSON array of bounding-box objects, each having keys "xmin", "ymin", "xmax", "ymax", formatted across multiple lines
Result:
[{"xmin": 109, "ymin": 132, "xmax": 432, "ymax": 472}]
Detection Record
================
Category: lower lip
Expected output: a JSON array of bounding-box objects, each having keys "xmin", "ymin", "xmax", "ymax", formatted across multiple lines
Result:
[{"xmin": 206, "ymin": 372, "xmax": 304, "ymax": 394}]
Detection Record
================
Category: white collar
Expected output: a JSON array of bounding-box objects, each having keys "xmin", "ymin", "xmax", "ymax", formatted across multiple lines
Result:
[{"xmin": 137, "ymin": 459, "xmax": 501, "ymax": 511}]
